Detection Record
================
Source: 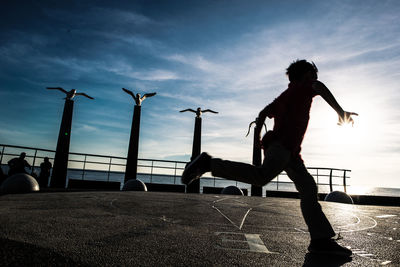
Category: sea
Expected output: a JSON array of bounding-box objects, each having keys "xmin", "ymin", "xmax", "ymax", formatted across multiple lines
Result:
[
  {"xmin": 63, "ymin": 169, "xmax": 399, "ymax": 198},
  {"xmin": 2, "ymin": 165, "xmax": 399, "ymax": 198}
]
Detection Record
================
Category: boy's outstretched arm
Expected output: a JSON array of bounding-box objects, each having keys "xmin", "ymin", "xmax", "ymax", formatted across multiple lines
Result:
[{"xmin": 312, "ymin": 81, "xmax": 358, "ymax": 125}]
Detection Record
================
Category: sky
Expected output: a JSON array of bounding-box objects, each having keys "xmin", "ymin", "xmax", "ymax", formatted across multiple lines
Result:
[{"xmin": 1, "ymin": 0, "xmax": 399, "ymax": 190}]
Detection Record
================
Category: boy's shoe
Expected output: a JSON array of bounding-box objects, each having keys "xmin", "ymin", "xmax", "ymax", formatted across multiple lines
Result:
[
  {"xmin": 181, "ymin": 152, "xmax": 211, "ymax": 185},
  {"xmin": 308, "ymin": 238, "xmax": 352, "ymax": 257}
]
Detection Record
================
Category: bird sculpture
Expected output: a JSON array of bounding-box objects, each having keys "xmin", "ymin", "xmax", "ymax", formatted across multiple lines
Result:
[
  {"xmin": 46, "ymin": 87, "xmax": 94, "ymax": 100},
  {"xmin": 180, "ymin": 107, "xmax": 218, "ymax": 118},
  {"xmin": 122, "ymin": 88, "xmax": 157, "ymax": 106}
]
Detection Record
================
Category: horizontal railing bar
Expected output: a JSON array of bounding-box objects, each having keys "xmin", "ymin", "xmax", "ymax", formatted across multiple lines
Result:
[
  {"xmin": 0, "ymin": 144, "xmax": 56, "ymax": 153},
  {"xmin": 308, "ymin": 167, "xmax": 351, "ymax": 172},
  {"xmin": 0, "ymin": 144, "xmax": 187, "ymax": 164}
]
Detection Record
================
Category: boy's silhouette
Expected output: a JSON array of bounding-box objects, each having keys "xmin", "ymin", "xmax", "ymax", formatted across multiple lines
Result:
[{"xmin": 182, "ymin": 60, "xmax": 357, "ymax": 257}]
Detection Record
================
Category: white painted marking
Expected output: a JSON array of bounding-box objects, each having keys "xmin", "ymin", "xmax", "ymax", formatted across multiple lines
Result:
[
  {"xmin": 212, "ymin": 206, "xmax": 238, "ymax": 229},
  {"xmin": 245, "ymin": 234, "xmax": 272, "ymax": 253},
  {"xmin": 215, "ymin": 232, "xmax": 278, "ymax": 254},
  {"xmin": 353, "ymin": 250, "xmax": 368, "ymax": 254},
  {"xmin": 294, "ymin": 228, "xmax": 307, "ymax": 233},
  {"xmin": 376, "ymin": 215, "xmax": 397, "ymax": 218},
  {"xmin": 350, "ymin": 246, "xmax": 392, "ymax": 265},
  {"xmin": 337, "ymin": 214, "xmax": 377, "ymax": 233},
  {"xmin": 336, "ymin": 214, "xmax": 361, "ymax": 229},
  {"xmin": 358, "ymin": 254, "xmax": 375, "ymax": 257},
  {"xmin": 212, "ymin": 205, "xmax": 252, "ymax": 230},
  {"xmin": 110, "ymin": 198, "xmax": 117, "ymax": 207},
  {"xmin": 239, "ymin": 209, "xmax": 252, "ymax": 230},
  {"xmin": 213, "ymin": 196, "xmax": 237, "ymax": 203}
]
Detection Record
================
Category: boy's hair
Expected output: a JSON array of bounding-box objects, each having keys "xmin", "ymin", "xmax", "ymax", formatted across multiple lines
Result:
[{"xmin": 286, "ymin": 60, "xmax": 318, "ymax": 82}]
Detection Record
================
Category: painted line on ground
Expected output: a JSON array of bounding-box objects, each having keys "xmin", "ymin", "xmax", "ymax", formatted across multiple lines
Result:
[{"xmin": 375, "ymin": 214, "xmax": 397, "ymax": 218}]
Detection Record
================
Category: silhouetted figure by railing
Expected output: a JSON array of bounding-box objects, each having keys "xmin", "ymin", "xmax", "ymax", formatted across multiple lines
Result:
[
  {"xmin": 180, "ymin": 107, "xmax": 218, "ymax": 193},
  {"xmin": 47, "ymin": 87, "xmax": 94, "ymax": 188},
  {"xmin": 122, "ymin": 88, "xmax": 156, "ymax": 183},
  {"xmin": 7, "ymin": 152, "xmax": 31, "ymax": 176},
  {"xmin": 39, "ymin": 157, "xmax": 52, "ymax": 188},
  {"xmin": 246, "ymin": 118, "xmax": 267, "ymax": 196},
  {"xmin": 181, "ymin": 60, "xmax": 358, "ymax": 257}
]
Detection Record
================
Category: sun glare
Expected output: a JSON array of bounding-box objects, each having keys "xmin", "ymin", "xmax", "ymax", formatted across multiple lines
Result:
[
  {"xmin": 324, "ymin": 115, "xmax": 361, "ymax": 148},
  {"xmin": 347, "ymin": 185, "xmax": 373, "ymax": 196}
]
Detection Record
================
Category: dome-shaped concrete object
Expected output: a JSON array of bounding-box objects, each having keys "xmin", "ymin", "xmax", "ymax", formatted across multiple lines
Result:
[
  {"xmin": 122, "ymin": 179, "xmax": 147, "ymax": 191},
  {"xmin": 324, "ymin": 191, "xmax": 353, "ymax": 204},
  {"xmin": 0, "ymin": 173, "xmax": 40, "ymax": 194},
  {"xmin": 221, "ymin": 185, "xmax": 244, "ymax": 196}
]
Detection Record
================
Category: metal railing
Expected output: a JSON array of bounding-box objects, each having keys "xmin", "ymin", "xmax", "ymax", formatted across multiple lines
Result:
[{"xmin": 0, "ymin": 144, "xmax": 350, "ymax": 193}]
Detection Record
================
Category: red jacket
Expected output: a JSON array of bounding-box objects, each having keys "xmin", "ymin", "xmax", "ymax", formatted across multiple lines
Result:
[{"xmin": 262, "ymin": 81, "xmax": 318, "ymax": 156}]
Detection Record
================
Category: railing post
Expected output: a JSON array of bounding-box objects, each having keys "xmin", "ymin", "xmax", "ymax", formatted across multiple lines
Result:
[
  {"xmin": 174, "ymin": 162, "xmax": 177, "ymax": 184},
  {"xmin": 343, "ymin": 170, "xmax": 347, "ymax": 193},
  {"xmin": 0, "ymin": 145, "xmax": 5, "ymax": 165},
  {"xmin": 82, "ymin": 155, "xmax": 87, "ymax": 180},
  {"xmin": 31, "ymin": 149, "xmax": 38, "ymax": 175},
  {"xmin": 329, "ymin": 169, "xmax": 333, "ymax": 192},
  {"xmin": 316, "ymin": 169, "xmax": 319, "ymax": 185},
  {"xmin": 107, "ymin": 157, "xmax": 112, "ymax": 182},
  {"xmin": 150, "ymin": 160, "xmax": 154, "ymax": 183},
  {"xmin": 276, "ymin": 175, "xmax": 279, "ymax": 190}
]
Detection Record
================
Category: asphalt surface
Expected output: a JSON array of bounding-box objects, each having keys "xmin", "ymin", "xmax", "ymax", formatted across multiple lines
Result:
[{"xmin": 1, "ymin": 191, "xmax": 399, "ymax": 266}]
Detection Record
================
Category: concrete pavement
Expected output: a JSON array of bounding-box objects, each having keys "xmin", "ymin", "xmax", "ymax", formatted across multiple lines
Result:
[{"xmin": 1, "ymin": 191, "xmax": 399, "ymax": 266}]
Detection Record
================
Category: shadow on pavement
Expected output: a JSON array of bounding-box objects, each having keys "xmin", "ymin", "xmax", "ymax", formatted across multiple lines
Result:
[
  {"xmin": 303, "ymin": 252, "xmax": 352, "ymax": 267},
  {"xmin": 0, "ymin": 238, "xmax": 88, "ymax": 267}
]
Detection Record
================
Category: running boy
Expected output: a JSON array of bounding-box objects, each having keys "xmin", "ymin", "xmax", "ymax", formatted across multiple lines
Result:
[{"xmin": 181, "ymin": 59, "xmax": 358, "ymax": 256}]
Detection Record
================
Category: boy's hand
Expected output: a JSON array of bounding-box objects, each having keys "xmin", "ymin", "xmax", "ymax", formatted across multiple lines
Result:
[{"xmin": 338, "ymin": 111, "xmax": 358, "ymax": 126}]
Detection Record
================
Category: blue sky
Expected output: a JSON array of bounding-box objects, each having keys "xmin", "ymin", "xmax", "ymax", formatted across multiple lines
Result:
[{"xmin": 1, "ymin": 0, "xmax": 399, "ymax": 189}]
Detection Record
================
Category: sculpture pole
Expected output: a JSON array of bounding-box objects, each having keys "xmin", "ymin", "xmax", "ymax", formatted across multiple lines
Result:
[
  {"xmin": 246, "ymin": 117, "xmax": 266, "ymax": 196},
  {"xmin": 180, "ymin": 107, "xmax": 218, "ymax": 193},
  {"xmin": 50, "ymin": 99, "xmax": 74, "ymax": 188},
  {"xmin": 122, "ymin": 88, "xmax": 156, "ymax": 184},
  {"xmin": 47, "ymin": 87, "xmax": 94, "ymax": 188},
  {"xmin": 187, "ymin": 116, "xmax": 202, "ymax": 193},
  {"xmin": 124, "ymin": 105, "xmax": 141, "ymax": 183},
  {"xmin": 251, "ymin": 117, "xmax": 263, "ymax": 196}
]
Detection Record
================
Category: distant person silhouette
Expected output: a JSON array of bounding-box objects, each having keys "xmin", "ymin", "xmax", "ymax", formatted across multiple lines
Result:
[
  {"xmin": 7, "ymin": 152, "xmax": 32, "ymax": 176},
  {"xmin": 39, "ymin": 157, "xmax": 52, "ymax": 187},
  {"xmin": 182, "ymin": 60, "xmax": 357, "ymax": 257}
]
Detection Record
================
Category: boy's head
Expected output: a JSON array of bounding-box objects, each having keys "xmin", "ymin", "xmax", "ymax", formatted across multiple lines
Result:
[{"xmin": 286, "ymin": 60, "xmax": 318, "ymax": 82}]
